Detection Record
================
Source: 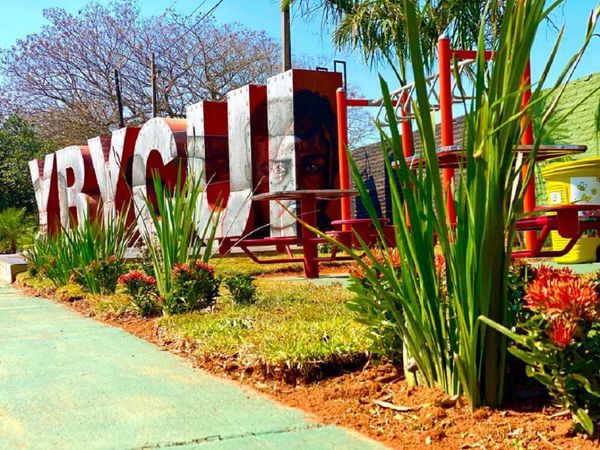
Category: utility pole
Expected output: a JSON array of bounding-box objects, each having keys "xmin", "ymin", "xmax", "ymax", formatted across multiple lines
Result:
[
  {"xmin": 114, "ymin": 69, "xmax": 124, "ymax": 128},
  {"xmin": 282, "ymin": 6, "xmax": 292, "ymax": 71},
  {"xmin": 150, "ymin": 52, "xmax": 158, "ymax": 117}
]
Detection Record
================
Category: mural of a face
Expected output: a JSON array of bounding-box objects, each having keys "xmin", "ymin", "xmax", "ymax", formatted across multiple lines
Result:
[
  {"xmin": 293, "ymin": 90, "xmax": 337, "ymax": 192},
  {"xmin": 268, "ymin": 78, "xmax": 341, "ymax": 236}
]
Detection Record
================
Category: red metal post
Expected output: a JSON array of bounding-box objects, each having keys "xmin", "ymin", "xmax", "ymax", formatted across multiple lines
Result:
[
  {"xmin": 336, "ymin": 88, "xmax": 352, "ymax": 230},
  {"xmin": 400, "ymin": 91, "xmax": 414, "ymax": 228},
  {"xmin": 521, "ymin": 62, "xmax": 537, "ymax": 251},
  {"xmin": 438, "ymin": 36, "xmax": 456, "ymax": 224},
  {"xmin": 400, "ymin": 91, "xmax": 414, "ymax": 157},
  {"xmin": 301, "ymin": 193, "xmax": 319, "ymax": 278}
]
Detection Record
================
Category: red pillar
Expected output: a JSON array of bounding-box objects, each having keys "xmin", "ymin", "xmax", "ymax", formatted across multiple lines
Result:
[
  {"xmin": 401, "ymin": 91, "xmax": 414, "ymax": 157},
  {"xmin": 401, "ymin": 91, "xmax": 414, "ymax": 228},
  {"xmin": 336, "ymin": 88, "xmax": 352, "ymax": 230},
  {"xmin": 438, "ymin": 36, "xmax": 456, "ymax": 225},
  {"xmin": 521, "ymin": 62, "xmax": 537, "ymax": 251}
]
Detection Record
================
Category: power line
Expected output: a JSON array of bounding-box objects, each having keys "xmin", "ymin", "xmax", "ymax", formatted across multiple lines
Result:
[{"xmin": 172, "ymin": 0, "xmax": 224, "ymax": 42}]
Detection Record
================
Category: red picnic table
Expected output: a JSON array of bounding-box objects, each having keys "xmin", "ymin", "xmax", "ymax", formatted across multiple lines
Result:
[
  {"xmin": 513, "ymin": 204, "xmax": 600, "ymax": 258},
  {"xmin": 397, "ymin": 144, "xmax": 587, "ymax": 169},
  {"xmin": 238, "ymin": 189, "xmax": 359, "ymax": 278},
  {"xmin": 394, "ymin": 144, "xmax": 600, "ymax": 258}
]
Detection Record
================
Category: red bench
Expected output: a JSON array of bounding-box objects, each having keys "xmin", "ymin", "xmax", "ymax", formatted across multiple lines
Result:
[{"xmin": 514, "ymin": 204, "xmax": 600, "ymax": 258}]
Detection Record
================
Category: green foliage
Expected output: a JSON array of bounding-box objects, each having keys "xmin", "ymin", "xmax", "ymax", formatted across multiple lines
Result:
[
  {"xmin": 0, "ymin": 207, "xmax": 36, "ymax": 253},
  {"xmin": 507, "ymin": 260, "xmax": 536, "ymax": 322},
  {"xmin": 159, "ymin": 280, "xmax": 370, "ymax": 378},
  {"xmin": 286, "ymin": 0, "xmax": 505, "ymax": 80},
  {"xmin": 481, "ymin": 265, "xmax": 600, "ymax": 435},
  {"xmin": 71, "ymin": 256, "xmax": 126, "ymax": 295},
  {"xmin": 224, "ymin": 274, "xmax": 257, "ymax": 305},
  {"xmin": 481, "ymin": 318, "xmax": 600, "ymax": 436},
  {"xmin": 26, "ymin": 233, "xmax": 74, "ymax": 285},
  {"xmin": 24, "ymin": 212, "xmax": 133, "ymax": 293},
  {"xmin": 0, "ymin": 116, "xmax": 53, "ymax": 211},
  {"xmin": 163, "ymin": 261, "xmax": 221, "ymax": 315},
  {"xmin": 331, "ymin": 0, "xmax": 598, "ymax": 410},
  {"xmin": 55, "ymin": 283, "xmax": 86, "ymax": 303},
  {"xmin": 118, "ymin": 269, "xmax": 160, "ymax": 317},
  {"xmin": 346, "ymin": 247, "xmax": 405, "ymax": 362},
  {"xmin": 86, "ymin": 293, "xmax": 133, "ymax": 318},
  {"xmin": 140, "ymin": 171, "xmax": 218, "ymax": 298}
]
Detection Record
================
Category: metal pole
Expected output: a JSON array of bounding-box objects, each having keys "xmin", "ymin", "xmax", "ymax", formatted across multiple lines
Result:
[
  {"xmin": 151, "ymin": 52, "xmax": 158, "ymax": 117},
  {"xmin": 400, "ymin": 91, "xmax": 414, "ymax": 228},
  {"xmin": 521, "ymin": 61, "xmax": 536, "ymax": 251},
  {"xmin": 400, "ymin": 92, "xmax": 414, "ymax": 158},
  {"xmin": 114, "ymin": 69, "xmax": 124, "ymax": 128},
  {"xmin": 438, "ymin": 35, "xmax": 456, "ymax": 225},
  {"xmin": 282, "ymin": 6, "xmax": 292, "ymax": 71},
  {"xmin": 336, "ymin": 88, "xmax": 351, "ymax": 229}
]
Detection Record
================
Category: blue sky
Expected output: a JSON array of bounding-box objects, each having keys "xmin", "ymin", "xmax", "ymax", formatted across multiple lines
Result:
[{"xmin": 0, "ymin": 0, "xmax": 598, "ymax": 100}]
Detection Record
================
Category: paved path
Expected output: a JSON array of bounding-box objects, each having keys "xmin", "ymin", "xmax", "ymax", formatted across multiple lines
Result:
[{"xmin": 0, "ymin": 286, "xmax": 382, "ymax": 450}]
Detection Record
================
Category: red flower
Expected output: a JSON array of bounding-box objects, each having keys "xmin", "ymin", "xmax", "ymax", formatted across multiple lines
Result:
[
  {"xmin": 531, "ymin": 264, "xmax": 574, "ymax": 285},
  {"xmin": 434, "ymin": 254, "xmax": 446, "ymax": 275},
  {"xmin": 194, "ymin": 260, "xmax": 215, "ymax": 275},
  {"xmin": 172, "ymin": 263, "xmax": 192, "ymax": 278},
  {"xmin": 525, "ymin": 271, "xmax": 598, "ymax": 321},
  {"xmin": 118, "ymin": 269, "xmax": 155, "ymax": 286},
  {"xmin": 349, "ymin": 265, "xmax": 366, "ymax": 280},
  {"xmin": 547, "ymin": 316, "xmax": 577, "ymax": 348}
]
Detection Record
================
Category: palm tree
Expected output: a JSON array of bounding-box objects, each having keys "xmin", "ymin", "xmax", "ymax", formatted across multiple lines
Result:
[
  {"xmin": 0, "ymin": 208, "xmax": 34, "ymax": 254},
  {"xmin": 282, "ymin": 0, "xmax": 504, "ymax": 83}
]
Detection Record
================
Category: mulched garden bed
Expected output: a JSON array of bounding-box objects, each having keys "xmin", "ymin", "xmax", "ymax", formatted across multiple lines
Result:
[{"xmin": 14, "ymin": 277, "xmax": 600, "ymax": 449}]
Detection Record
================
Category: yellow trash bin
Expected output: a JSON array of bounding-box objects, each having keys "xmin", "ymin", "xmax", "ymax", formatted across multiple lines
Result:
[{"xmin": 541, "ymin": 156, "xmax": 600, "ymax": 264}]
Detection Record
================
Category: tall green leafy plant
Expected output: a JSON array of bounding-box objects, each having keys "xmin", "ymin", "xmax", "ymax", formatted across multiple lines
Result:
[
  {"xmin": 341, "ymin": 0, "xmax": 598, "ymax": 409},
  {"xmin": 139, "ymin": 170, "xmax": 219, "ymax": 298},
  {"xmin": 64, "ymin": 212, "xmax": 133, "ymax": 293},
  {"xmin": 25, "ymin": 210, "xmax": 133, "ymax": 292}
]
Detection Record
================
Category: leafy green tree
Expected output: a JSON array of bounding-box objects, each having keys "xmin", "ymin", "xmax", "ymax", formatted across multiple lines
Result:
[
  {"xmin": 0, "ymin": 115, "xmax": 53, "ymax": 211},
  {"xmin": 0, "ymin": 207, "xmax": 35, "ymax": 253}
]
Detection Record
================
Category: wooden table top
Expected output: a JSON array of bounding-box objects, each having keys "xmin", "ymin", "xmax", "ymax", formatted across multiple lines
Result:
[
  {"xmin": 393, "ymin": 144, "xmax": 587, "ymax": 169},
  {"xmin": 252, "ymin": 189, "xmax": 359, "ymax": 202}
]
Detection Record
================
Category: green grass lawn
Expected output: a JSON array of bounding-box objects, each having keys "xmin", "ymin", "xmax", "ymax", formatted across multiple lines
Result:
[
  {"xmin": 209, "ymin": 252, "xmax": 350, "ymax": 278},
  {"xmin": 159, "ymin": 279, "xmax": 371, "ymax": 379}
]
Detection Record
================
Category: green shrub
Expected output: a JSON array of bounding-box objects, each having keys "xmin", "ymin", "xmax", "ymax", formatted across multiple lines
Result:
[
  {"xmin": 24, "ymin": 211, "xmax": 132, "ymax": 293},
  {"xmin": 26, "ymin": 234, "xmax": 73, "ymax": 285},
  {"xmin": 71, "ymin": 256, "xmax": 126, "ymax": 295},
  {"xmin": 0, "ymin": 208, "xmax": 35, "ymax": 253},
  {"xmin": 336, "ymin": 0, "xmax": 597, "ymax": 409},
  {"xmin": 118, "ymin": 269, "xmax": 160, "ymax": 317},
  {"xmin": 163, "ymin": 261, "xmax": 221, "ymax": 315},
  {"xmin": 224, "ymin": 274, "xmax": 257, "ymax": 305},
  {"xmin": 481, "ymin": 265, "xmax": 600, "ymax": 435},
  {"xmin": 347, "ymin": 247, "xmax": 404, "ymax": 362}
]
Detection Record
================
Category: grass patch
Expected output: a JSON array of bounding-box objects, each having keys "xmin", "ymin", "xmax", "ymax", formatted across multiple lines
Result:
[
  {"xmin": 159, "ymin": 279, "xmax": 371, "ymax": 380},
  {"xmin": 86, "ymin": 293, "xmax": 133, "ymax": 317},
  {"xmin": 209, "ymin": 252, "xmax": 349, "ymax": 278},
  {"xmin": 18, "ymin": 272, "xmax": 134, "ymax": 318},
  {"xmin": 16, "ymin": 271, "xmax": 55, "ymax": 290}
]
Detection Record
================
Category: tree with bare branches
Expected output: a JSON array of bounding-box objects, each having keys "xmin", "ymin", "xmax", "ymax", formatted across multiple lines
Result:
[{"xmin": 0, "ymin": 1, "xmax": 281, "ymax": 146}]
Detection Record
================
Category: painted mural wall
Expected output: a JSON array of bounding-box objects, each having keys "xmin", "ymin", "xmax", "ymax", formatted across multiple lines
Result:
[{"xmin": 29, "ymin": 69, "xmax": 343, "ymax": 242}]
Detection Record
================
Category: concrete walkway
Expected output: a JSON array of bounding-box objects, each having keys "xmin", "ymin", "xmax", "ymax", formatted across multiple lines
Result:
[{"xmin": 0, "ymin": 286, "xmax": 382, "ymax": 450}]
